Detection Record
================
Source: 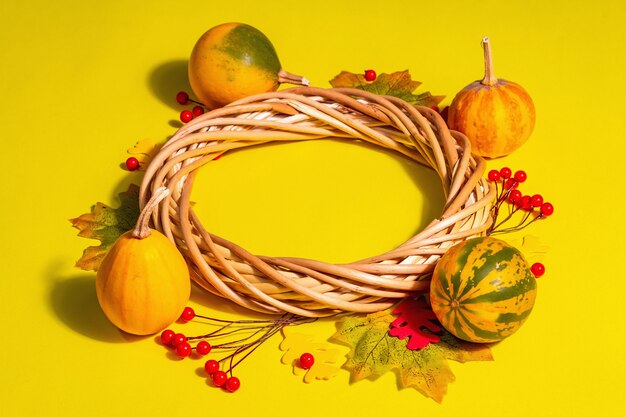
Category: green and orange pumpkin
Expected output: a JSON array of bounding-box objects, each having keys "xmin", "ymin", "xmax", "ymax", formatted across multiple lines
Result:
[
  {"xmin": 188, "ymin": 22, "xmax": 307, "ymax": 109},
  {"xmin": 429, "ymin": 236, "xmax": 537, "ymax": 343}
]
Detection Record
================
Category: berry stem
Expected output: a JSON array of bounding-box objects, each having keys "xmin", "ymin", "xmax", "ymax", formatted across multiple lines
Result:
[
  {"xmin": 481, "ymin": 37, "xmax": 498, "ymax": 86},
  {"xmin": 490, "ymin": 213, "xmax": 543, "ymax": 235},
  {"xmin": 489, "ymin": 205, "xmax": 521, "ymax": 233},
  {"xmin": 224, "ymin": 323, "xmax": 284, "ymax": 375},
  {"xmin": 178, "ymin": 313, "xmax": 315, "ymax": 376},
  {"xmin": 193, "ymin": 314, "xmax": 282, "ymax": 324}
]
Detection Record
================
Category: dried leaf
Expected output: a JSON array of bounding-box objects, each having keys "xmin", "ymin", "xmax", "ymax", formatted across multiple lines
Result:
[
  {"xmin": 70, "ymin": 184, "xmax": 140, "ymax": 271},
  {"xmin": 389, "ymin": 298, "xmax": 441, "ymax": 350},
  {"xmin": 279, "ymin": 331, "xmax": 343, "ymax": 383},
  {"xmin": 330, "ymin": 309, "xmax": 493, "ymax": 402},
  {"xmin": 126, "ymin": 139, "xmax": 163, "ymax": 170},
  {"xmin": 329, "ymin": 70, "xmax": 444, "ymax": 107}
]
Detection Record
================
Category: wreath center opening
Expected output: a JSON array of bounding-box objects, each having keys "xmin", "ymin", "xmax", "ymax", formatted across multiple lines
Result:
[{"xmin": 191, "ymin": 139, "xmax": 445, "ymax": 264}]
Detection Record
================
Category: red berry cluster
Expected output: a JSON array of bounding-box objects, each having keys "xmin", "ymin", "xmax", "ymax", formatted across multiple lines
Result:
[
  {"xmin": 487, "ymin": 167, "xmax": 554, "ymax": 234},
  {"xmin": 175, "ymin": 91, "xmax": 223, "ymax": 160},
  {"xmin": 175, "ymin": 91, "xmax": 206, "ymax": 123},
  {"xmin": 486, "ymin": 168, "xmax": 553, "ymax": 278},
  {"xmin": 158, "ymin": 306, "xmax": 315, "ymax": 393}
]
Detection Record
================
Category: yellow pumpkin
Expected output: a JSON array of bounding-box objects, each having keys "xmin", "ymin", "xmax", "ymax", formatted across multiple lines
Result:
[
  {"xmin": 447, "ymin": 37, "xmax": 536, "ymax": 158},
  {"xmin": 96, "ymin": 188, "xmax": 190, "ymax": 335}
]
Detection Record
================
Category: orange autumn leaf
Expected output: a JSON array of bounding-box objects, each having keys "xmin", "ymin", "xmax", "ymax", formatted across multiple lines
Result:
[
  {"xmin": 69, "ymin": 184, "xmax": 140, "ymax": 271},
  {"xmin": 329, "ymin": 70, "xmax": 444, "ymax": 107}
]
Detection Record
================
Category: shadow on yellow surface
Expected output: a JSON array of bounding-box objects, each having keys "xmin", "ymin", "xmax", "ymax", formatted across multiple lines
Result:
[
  {"xmin": 49, "ymin": 274, "xmax": 144, "ymax": 343},
  {"xmin": 148, "ymin": 59, "xmax": 192, "ymax": 110}
]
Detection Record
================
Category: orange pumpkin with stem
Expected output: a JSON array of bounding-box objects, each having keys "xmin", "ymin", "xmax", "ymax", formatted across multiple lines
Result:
[
  {"xmin": 96, "ymin": 187, "xmax": 190, "ymax": 336},
  {"xmin": 447, "ymin": 37, "xmax": 536, "ymax": 158}
]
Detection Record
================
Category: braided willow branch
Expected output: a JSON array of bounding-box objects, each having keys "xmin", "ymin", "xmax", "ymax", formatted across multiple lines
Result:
[{"xmin": 139, "ymin": 87, "xmax": 495, "ymax": 317}]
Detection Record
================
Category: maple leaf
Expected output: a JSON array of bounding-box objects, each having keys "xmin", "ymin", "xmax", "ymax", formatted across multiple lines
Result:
[
  {"xmin": 329, "ymin": 70, "xmax": 444, "ymax": 107},
  {"xmin": 126, "ymin": 138, "xmax": 163, "ymax": 170},
  {"xmin": 280, "ymin": 331, "xmax": 344, "ymax": 383},
  {"xmin": 69, "ymin": 184, "xmax": 140, "ymax": 271},
  {"xmin": 330, "ymin": 309, "xmax": 493, "ymax": 402},
  {"xmin": 389, "ymin": 298, "xmax": 441, "ymax": 350}
]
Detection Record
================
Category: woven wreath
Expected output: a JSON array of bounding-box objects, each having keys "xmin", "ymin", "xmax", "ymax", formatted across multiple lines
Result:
[{"xmin": 139, "ymin": 87, "xmax": 495, "ymax": 317}]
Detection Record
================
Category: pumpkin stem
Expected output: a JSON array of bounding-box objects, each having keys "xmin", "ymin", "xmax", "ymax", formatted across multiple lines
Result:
[
  {"xmin": 132, "ymin": 186, "xmax": 170, "ymax": 239},
  {"xmin": 277, "ymin": 69, "xmax": 309, "ymax": 87},
  {"xmin": 481, "ymin": 37, "xmax": 498, "ymax": 86}
]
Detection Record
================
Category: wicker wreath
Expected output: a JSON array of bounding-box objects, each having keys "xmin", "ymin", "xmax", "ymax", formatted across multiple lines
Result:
[{"xmin": 139, "ymin": 87, "xmax": 495, "ymax": 317}]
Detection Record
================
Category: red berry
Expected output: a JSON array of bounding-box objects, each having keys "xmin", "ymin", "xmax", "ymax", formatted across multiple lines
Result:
[
  {"xmin": 487, "ymin": 169, "xmax": 500, "ymax": 182},
  {"xmin": 179, "ymin": 307, "xmax": 195, "ymax": 323},
  {"xmin": 195, "ymin": 341, "xmax": 211, "ymax": 356},
  {"xmin": 125, "ymin": 157, "xmax": 140, "ymax": 171},
  {"xmin": 504, "ymin": 178, "xmax": 518, "ymax": 190},
  {"xmin": 180, "ymin": 110, "xmax": 193, "ymax": 123},
  {"xmin": 225, "ymin": 376, "xmax": 241, "ymax": 392},
  {"xmin": 514, "ymin": 170, "xmax": 527, "ymax": 183},
  {"xmin": 517, "ymin": 195, "xmax": 532, "ymax": 211},
  {"xmin": 299, "ymin": 353, "xmax": 315, "ymax": 369},
  {"xmin": 175, "ymin": 341, "xmax": 192, "ymax": 358},
  {"xmin": 530, "ymin": 262, "xmax": 545, "ymax": 277},
  {"xmin": 170, "ymin": 333, "xmax": 187, "ymax": 347},
  {"xmin": 204, "ymin": 359, "xmax": 220, "ymax": 375},
  {"xmin": 192, "ymin": 105, "xmax": 204, "ymax": 117},
  {"xmin": 160, "ymin": 329, "xmax": 175, "ymax": 346},
  {"xmin": 212, "ymin": 371, "xmax": 228, "ymax": 387},
  {"xmin": 176, "ymin": 91, "xmax": 189, "ymax": 105},
  {"xmin": 499, "ymin": 167, "xmax": 512, "ymax": 179},
  {"xmin": 540, "ymin": 202, "xmax": 554, "ymax": 216},
  {"xmin": 364, "ymin": 69, "xmax": 376, "ymax": 81},
  {"xmin": 508, "ymin": 189, "xmax": 522, "ymax": 204},
  {"xmin": 531, "ymin": 194, "xmax": 544, "ymax": 207}
]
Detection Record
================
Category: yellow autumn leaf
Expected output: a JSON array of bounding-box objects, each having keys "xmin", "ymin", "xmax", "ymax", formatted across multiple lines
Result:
[
  {"xmin": 279, "ymin": 330, "xmax": 344, "ymax": 383},
  {"xmin": 126, "ymin": 138, "xmax": 163, "ymax": 169},
  {"xmin": 502, "ymin": 234, "xmax": 550, "ymax": 264}
]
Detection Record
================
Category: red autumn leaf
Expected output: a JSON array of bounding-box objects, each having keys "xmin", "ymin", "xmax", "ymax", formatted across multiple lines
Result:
[{"xmin": 389, "ymin": 297, "xmax": 441, "ymax": 350}]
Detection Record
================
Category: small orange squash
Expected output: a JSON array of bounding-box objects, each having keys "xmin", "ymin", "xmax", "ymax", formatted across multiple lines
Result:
[
  {"xmin": 96, "ymin": 187, "xmax": 190, "ymax": 335},
  {"xmin": 447, "ymin": 37, "xmax": 536, "ymax": 158}
]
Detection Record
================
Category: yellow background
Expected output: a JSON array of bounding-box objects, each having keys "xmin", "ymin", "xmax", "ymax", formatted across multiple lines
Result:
[{"xmin": 1, "ymin": 0, "xmax": 625, "ymax": 416}]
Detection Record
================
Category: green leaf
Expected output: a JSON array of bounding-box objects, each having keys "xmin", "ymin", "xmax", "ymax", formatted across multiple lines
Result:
[
  {"xmin": 330, "ymin": 309, "xmax": 493, "ymax": 403},
  {"xmin": 70, "ymin": 184, "xmax": 140, "ymax": 271},
  {"xmin": 329, "ymin": 70, "xmax": 444, "ymax": 107}
]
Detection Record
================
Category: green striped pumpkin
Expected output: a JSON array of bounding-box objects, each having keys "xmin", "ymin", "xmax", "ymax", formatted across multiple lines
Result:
[{"xmin": 429, "ymin": 236, "xmax": 537, "ymax": 343}]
